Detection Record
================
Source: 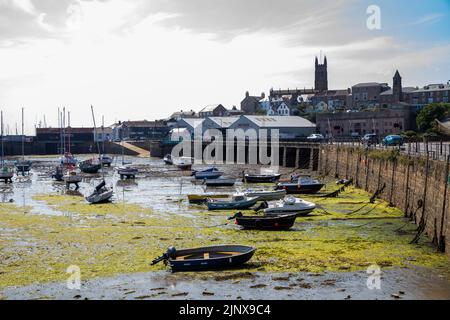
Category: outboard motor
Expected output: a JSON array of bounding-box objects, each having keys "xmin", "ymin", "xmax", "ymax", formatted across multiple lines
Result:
[{"xmin": 151, "ymin": 246, "xmax": 177, "ymax": 265}]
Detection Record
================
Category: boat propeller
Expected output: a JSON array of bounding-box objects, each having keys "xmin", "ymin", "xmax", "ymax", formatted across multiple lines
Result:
[{"xmin": 151, "ymin": 246, "xmax": 177, "ymax": 265}]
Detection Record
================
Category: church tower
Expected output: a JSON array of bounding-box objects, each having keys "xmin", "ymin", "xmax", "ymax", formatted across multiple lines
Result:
[
  {"xmin": 315, "ymin": 55, "xmax": 328, "ymax": 92},
  {"xmin": 393, "ymin": 70, "xmax": 402, "ymax": 102}
]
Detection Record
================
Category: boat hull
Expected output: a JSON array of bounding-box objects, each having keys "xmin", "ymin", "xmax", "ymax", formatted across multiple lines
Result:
[
  {"xmin": 86, "ymin": 189, "xmax": 114, "ymax": 204},
  {"xmin": 244, "ymin": 174, "xmax": 281, "ymax": 183},
  {"xmin": 195, "ymin": 172, "xmax": 223, "ymax": 180},
  {"xmin": 168, "ymin": 245, "xmax": 256, "ymax": 272},
  {"xmin": 205, "ymin": 179, "xmax": 235, "ymax": 187},
  {"xmin": 244, "ymin": 189, "xmax": 286, "ymax": 201},
  {"xmin": 80, "ymin": 163, "xmax": 101, "ymax": 174},
  {"xmin": 275, "ymin": 183, "xmax": 325, "ymax": 194},
  {"xmin": 207, "ymin": 197, "xmax": 258, "ymax": 210},
  {"xmin": 264, "ymin": 207, "xmax": 315, "ymax": 217},
  {"xmin": 236, "ymin": 214, "xmax": 297, "ymax": 230},
  {"xmin": 188, "ymin": 194, "xmax": 229, "ymax": 204}
]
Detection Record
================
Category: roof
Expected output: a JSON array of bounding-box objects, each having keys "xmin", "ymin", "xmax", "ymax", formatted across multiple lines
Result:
[
  {"xmin": 352, "ymin": 82, "xmax": 387, "ymax": 88},
  {"xmin": 121, "ymin": 120, "xmax": 166, "ymax": 128},
  {"xmin": 241, "ymin": 116, "xmax": 315, "ymax": 128},
  {"xmin": 207, "ymin": 117, "xmax": 239, "ymax": 128},
  {"xmin": 314, "ymin": 89, "xmax": 350, "ymax": 97},
  {"xmin": 411, "ymin": 84, "xmax": 450, "ymax": 93},
  {"xmin": 36, "ymin": 127, "xmax": 94, "ymax": 134},
  {"xmin": 380, "ymin": 87, "xmax": 417, "ymax": 96},
  {"xmin": 199, "ymin": 104, "xmax": 225, "ymax": 113},
  {"xmin": 178, "ymin": 118, "xmax": 205, "ymax": 129},
  {"xmin": 170, "ymin": 110, "xmax": 197, "ymax": 118}
]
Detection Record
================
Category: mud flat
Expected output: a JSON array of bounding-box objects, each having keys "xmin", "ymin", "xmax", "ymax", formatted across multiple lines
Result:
[{"xmin": 1, "ymin": 156, "xmax": 450, "ymax": 299}]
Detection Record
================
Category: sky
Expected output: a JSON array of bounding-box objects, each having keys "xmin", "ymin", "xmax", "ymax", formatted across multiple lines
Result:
[{"xmin": 0, "ymin": 0, "xmax": 449, "ymax": 134}]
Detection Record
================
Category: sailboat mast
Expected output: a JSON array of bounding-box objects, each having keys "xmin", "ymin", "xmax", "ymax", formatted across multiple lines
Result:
[
  {"xmin": 21, "ymin": 107, "xmax": 25, "ymax": 162},
  {"xmin": 1, "ymin": 110, "xmax": 4, "ymax": 166},
  {"xmin": 91, "ymin": 106, "xmax": 104, "ymax": 180},
  {"xmin": 102, "ymin": 115, "xmax": 105, "ymax": 154},
  {"xmin": 62, "ymin": 107, "xmax": 66, "ymax": 155},
  {"xmin": 68, "ymin": 111, "xmax": 71, "ymax": 154}
]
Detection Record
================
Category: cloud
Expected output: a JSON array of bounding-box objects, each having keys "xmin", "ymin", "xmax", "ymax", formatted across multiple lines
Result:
[{"xmin": 411, "ymin": 13, "xmax": 446, "ymax": 26}]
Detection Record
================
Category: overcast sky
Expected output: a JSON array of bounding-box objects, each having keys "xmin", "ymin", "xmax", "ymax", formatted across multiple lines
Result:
[{"xmin": 0, "ymin": 0, "xmax": 449, "ymax": 134}]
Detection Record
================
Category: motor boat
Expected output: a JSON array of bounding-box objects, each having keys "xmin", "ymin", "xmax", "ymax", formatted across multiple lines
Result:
[
  {"xmin": 264, "ymin": 196, "xmax": 316, "ymax": 216},
  {"xmin": 206, "ymin": 193, "xmax": 258, "ymax": 210},
  {"xmin": 187, "ymin": 193, "xmax": 229, "ymax": 204},
  {"xmin": 243, "ymin": 173, "xmax": 281, "ymax": 183},
  {"xmin": 79, "ymin": 159, "xmax": 102, "ymax": 174},
  {"xmin": 229, "ymin": 212, "xmax": 298, "ymax": 230},
  {"xmin": 15, "ymin": 160, "xmax": 32, "ymax": 175},
  {"xmin": 205, "ymin": 178, "xmax": 236, "ymax": 187},
  {"xmin": 244, "ymin": 189, "xmax": 286, "ymax": 201},
  {"xmin": 194, "ymin": 168, "xmax": 223, "ymax": 180},
  {"xmin": 99, "ymin": 155, "xmax": 113, "ymax": 167},
  {"xmin": 275, "ymin": 176, "xmax": 325, "ymax": 194},
  {"xmin": 176, "ymin": 157, "xmax": 193, "ymax": 171},
  {"xmin": 117, "ymin": 165, "xmax": 138, "ymax": 179}
]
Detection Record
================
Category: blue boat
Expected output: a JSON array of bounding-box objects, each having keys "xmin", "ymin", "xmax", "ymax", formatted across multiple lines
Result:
[
  {"xmin": 206, "ymin": 194, "xmax": 258, "ymax": 210},
  {"xmin": 192, "ymin": 167, "xmax": 223, "ymax": 179}
]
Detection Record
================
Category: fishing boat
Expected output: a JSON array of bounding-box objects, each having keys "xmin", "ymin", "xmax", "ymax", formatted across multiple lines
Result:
[
  {"xmin": 275, "ymin": 176, "xmax": 325, "ymax": 194},
  {"xmin": 163, "ymin": 154, "xmax": 173, "ymax": 165},
  {"xmin": 205, "ymin": 178, "xmax": 236, "ymax": 187},
  {"xmin": 79, "ymin": 159, "xmax": 101, "ymax": 174},
  {"xmin": 99, "ymin": 155, "xmax": 113, "ymax": 167},
  {"xmin": 243, "ymin": 172, "xmax": 281, "ymax": 183},
  {"xmin": 187, "ymin": 193, "xmax": 229, "ymax": 204},
  {"xmin": 15, "ymin": 108, "xmax": 32, "ymax": 176},
  {"xmin": 229, "ymin": 212, "xmax": 298, "ymax": 230},
  {"xmin": 151, "ymin": 245, "xmax": 256, "ymax": 272},
  {"xmin": 86, "ymin": 106, "xmax": 114, "ymax": 204},
  {"xmin": 244, "ymin": 189, "xmax": 286, "ymax": 201},
  {"xmin": 0, "ymin": 111, "xmax": 14, "ymax": 183},
  {"xmin": 206, "ymin": 193, "xmax": 258, "ymax": 210},
  {"xmin": 264, "ymin": 196, "xmax": 316, "ymax": 216}
]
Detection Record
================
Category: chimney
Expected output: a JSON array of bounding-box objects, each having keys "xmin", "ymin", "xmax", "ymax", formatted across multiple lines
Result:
[
  {"xmin": 261, "ymin": 92, "xmax": 265, "ymax": 99},
  {"xmin": 245, "ymin": 91, "xmax": 249, "ymax": 98}
]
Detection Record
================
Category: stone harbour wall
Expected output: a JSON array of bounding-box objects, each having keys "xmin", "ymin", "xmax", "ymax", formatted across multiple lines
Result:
[{"xmin": 318, "ymin": 145, "xmax": 450, "ymax": 257}]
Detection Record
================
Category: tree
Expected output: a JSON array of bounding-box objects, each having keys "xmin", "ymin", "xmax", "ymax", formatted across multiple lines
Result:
[
  {"xmin": 255, "ymin": 107, "xmax": 267, "ymax": 115},
  {"xmin": 416, "ymin": 103, "xmax": 450, "ymax": 133}
]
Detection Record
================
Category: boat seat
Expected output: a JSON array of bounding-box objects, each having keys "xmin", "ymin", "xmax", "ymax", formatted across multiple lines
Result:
[{"xmin": 204, "ymin": 253, "xmax": 210, "ymax": 259}]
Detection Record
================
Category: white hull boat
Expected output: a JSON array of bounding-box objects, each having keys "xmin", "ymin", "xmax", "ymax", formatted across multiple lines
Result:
[
  {"xmin": 264, "ymin": 196, "xmax": 316, "ymax": 216},
  {"xmin": 244, "ymin": 189, "xmax": 286, "ymax": 201},
  {"xmin": 86, "ymin": 188, "xmax": 113, "ymax": 204}
]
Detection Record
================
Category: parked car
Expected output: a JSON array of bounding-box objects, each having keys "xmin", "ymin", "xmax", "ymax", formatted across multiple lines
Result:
[
  {"xmin": 361, "ymin": 133, "xmax": 379, "ymax": 146},
  {"xmin": 307, "ymin": 134, "xmax": 325, "ymax": 142},
  {"xmin": 382, "ymin": 135, "xmax": 403, "ymax": 146}
]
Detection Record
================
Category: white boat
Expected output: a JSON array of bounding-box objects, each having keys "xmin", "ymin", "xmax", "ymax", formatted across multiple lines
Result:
[
  {"xmin": 264, "ymin": 196, "xmax": 316, "ymax": 216},
  {"xmin": 175, "ymin": 157, "xmax": 193, "ymax": 170},
  {"xmin": 63, "ymin": 170, "xmax": 82, "ymax": 184},
  {"xmin": 86, "ymin": 187, "xmax": 114, "ymax": 204},
  {"xmin": 244, "ymin": 189, "xmax": 286, "ymax": 201},
  {"xmin": 117, "ymin": 165, "xmax": 138, "ymax": 179}
]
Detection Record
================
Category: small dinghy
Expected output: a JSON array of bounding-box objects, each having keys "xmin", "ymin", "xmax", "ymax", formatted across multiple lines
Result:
[
  {"xmin": 86, "ymin": 180, "xmax": 113, "ymax": 204},
  {"xmin": 99, "ymin": 155, "xmax": 113, "ymax": 167},
  {"xmin": 117, "ymin": 165, "xmax": 138, "ymax": 179},
  {"xmin": 275, "ymin": 176, "xmax": 325, "ymax": 194},
  {"xmin": 205, "ymin": 178, "xmax": 236, "ymax": 187},
  {"xmin": 79, "ymin": 159, "xmax": 101, "ymax": 174},
  {"xmin": 151, "ymin": 245, "xmax": 256, "ymax": 272},
  {"xmin": 243, "ymin": 173, "xmax": 281, "ymax": 183},
  {"xmin": 163, "ymin": 154, "xmax": 173, "ymax": 165},
  {"xmin": 187, "ymin": 193, "xmax": 229, "ymax": 204},
  {"xmin": 194, "ymin": 168, "xmax": 223, "ymax": 180},
  {"xmin": 0, "ymin": 166, "xmax": 14, "ymax": 183},
  {"xmin": 174, "ymin": 157, "xmax": 193, "ymax": 170},
  {"xmin": 15, "ymin": 160, "xmax": 32, "ymax": 175},
  {"xmin": 207, "ymin": 193, "xmax": 258, "ymax": 210},
  {"xmin": 229, "ymin": 212, "xmax": 298, "ymax": 230},
  {"xmin": 264, "ymin": 196, "xmax": 316, "ymax": 216},
  {"xmin": 244, "ymin": 189, "xmax": 286, "ymax": 201}
]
